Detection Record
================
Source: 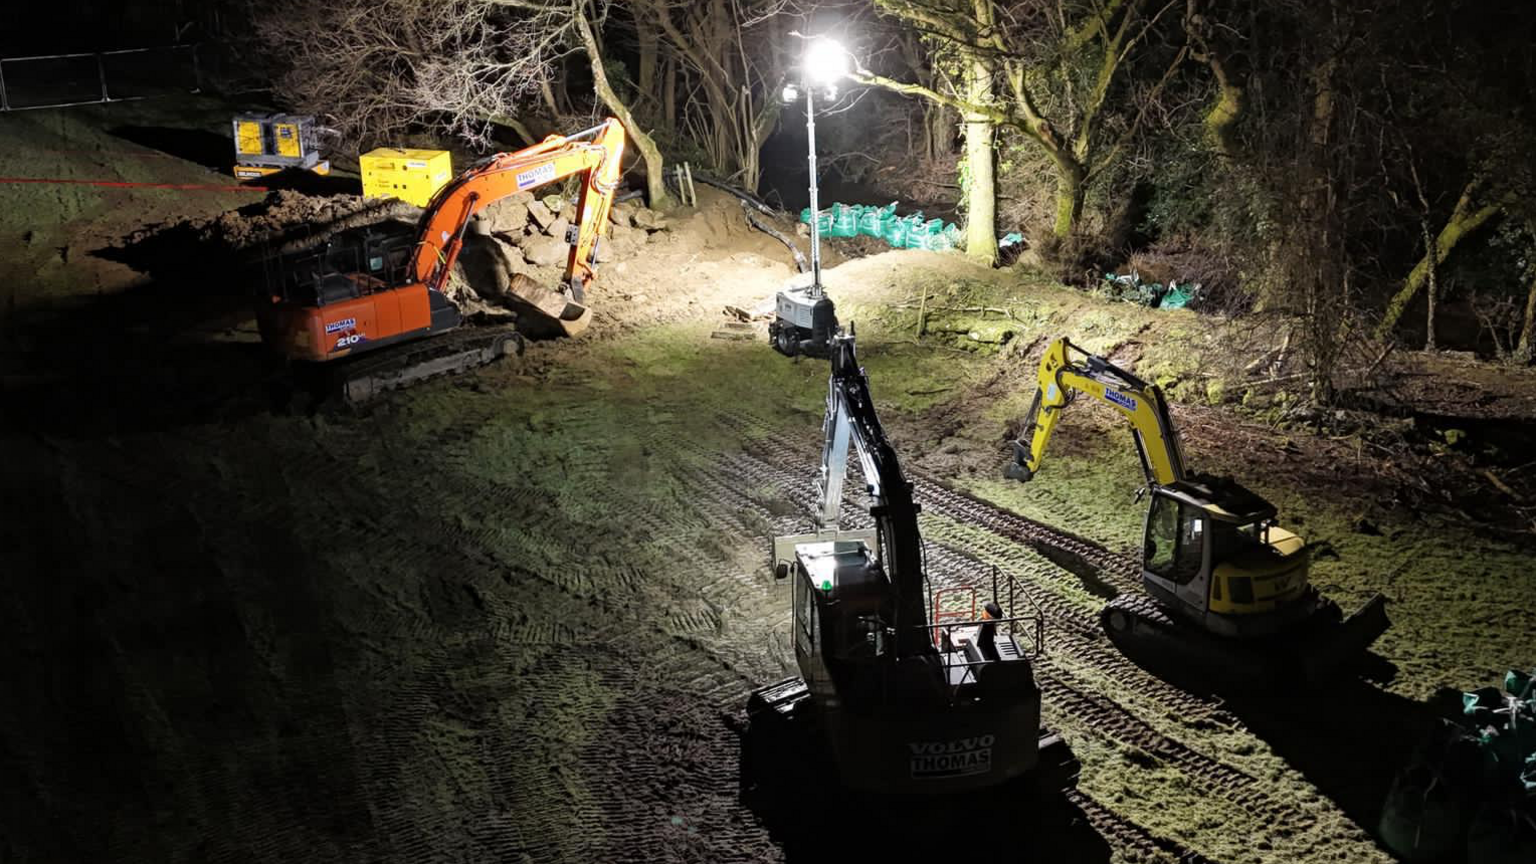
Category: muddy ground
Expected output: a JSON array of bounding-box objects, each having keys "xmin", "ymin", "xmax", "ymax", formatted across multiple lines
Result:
[{"xmin": 2, "ymin": 99, "xmax": 1534, "ymax": 863}]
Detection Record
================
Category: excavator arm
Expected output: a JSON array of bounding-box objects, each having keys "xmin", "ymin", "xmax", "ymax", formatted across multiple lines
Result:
[
  {"xmin": 808, "ymin": 333, "xmax": 933, "ymax": 657},
  {"xmin": 413, "ymin": 118, "xmax": 625, "ymax": 307},
  {"xmin": 1005, "ymin": 338, "xmax": 1188, "ymax": 487}
]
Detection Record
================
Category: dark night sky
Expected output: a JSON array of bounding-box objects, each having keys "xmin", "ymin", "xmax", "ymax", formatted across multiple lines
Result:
[{"xmin": 0, "ymin": 2, "xmax": 208, "ymax": 55}]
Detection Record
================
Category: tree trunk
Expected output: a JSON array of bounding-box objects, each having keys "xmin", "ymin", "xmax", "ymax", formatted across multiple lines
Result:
[
  {"xmin": 1052, "ymin": 159, "xmax": 1086, "ymax": 238},
  {"xmin": 1376, "ymin": 181, "xmax": 1504, "ymax": 338},
  {"xmin": 1202, "ymin": 64, "xmax": 1243, "ymax": 157},
  {"xmin": 574, "ymin": 6, "xmax": 674, "ymax": 210},
  {"xmin": 662, "ymin": 58, "xmax": 677, "ymax": 129},
  {"xmin": 924, "ymin": 103, "xmax": 952, "ymax": 161},
  {"xmin": 636, "ymin": 19, "xmax": 658, "ymax": 111},
  {"xmin": 1517, "ymin": 273, "xmax": 1536, "ymax": 363},
  {"xmin": 961, "ymin": 55, "xmax": 998, "ymax": 265},
  {"xmin": 1422, "ymin": 217, "xmax": 1437, "ymax": 351}
]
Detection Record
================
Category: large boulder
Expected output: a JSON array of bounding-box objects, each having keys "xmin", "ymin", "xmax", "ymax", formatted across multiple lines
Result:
[
  {"xmin": 632, "ymin": 207, "xmax": 669, "ymax": 232},
  {"xmin": 480, "ymin": 199, "xmax": 528, "ymax": 234},
  {"xmin": 527, "ymin": 199, "xmax": 556, "ymax": 232},
  {"xmin": 547, "ymin": 216, "xmax": 571, "ymax": 241},
  {"xmin": 610, "ymin": 201, "xmax": 637, "ymax": 227},
  {"xmin": 523, "ymin": 236, "xmax": 569, "ymax": 267},
  {"xmin": 607, "ymin": 222, "xmax": 642, "ymax": 245}
]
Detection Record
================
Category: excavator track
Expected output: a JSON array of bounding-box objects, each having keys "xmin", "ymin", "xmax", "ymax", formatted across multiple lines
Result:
[{"xmin": 309, "ymin": 327, "xmax": 524, "ymax": 405}]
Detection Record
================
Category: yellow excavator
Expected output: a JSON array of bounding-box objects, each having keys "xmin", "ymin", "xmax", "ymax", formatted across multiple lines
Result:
[{"xmin": 1004, "ymin": 338, "xmax": 1389, "ymax": 687}]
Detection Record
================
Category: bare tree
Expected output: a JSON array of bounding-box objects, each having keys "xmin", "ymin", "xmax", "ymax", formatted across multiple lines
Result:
[
  {"xmin": 256, "ymin": 0, "xmax": 676, "ymax": 207},
  {"xmin": 256, "ymin": 0, "xmax": 570, "ymax": 148},
  {"xmin": 573, "ymin": 1, "xmax": 674, "ymax": 208},
  {"xmin": 627, "ymin": 0, "xmax": 792, "ymax": 192}
]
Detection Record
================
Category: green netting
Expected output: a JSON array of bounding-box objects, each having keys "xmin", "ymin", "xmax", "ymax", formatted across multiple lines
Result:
[{"xmin": 1160, "ymin": 283, "xmax": 1198, "ymax": 310}]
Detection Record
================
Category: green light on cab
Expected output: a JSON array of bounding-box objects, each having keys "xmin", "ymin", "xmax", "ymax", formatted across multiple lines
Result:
[{"xmin": 821, "ymin": 579, "xmax": 832, "ymax": 591}]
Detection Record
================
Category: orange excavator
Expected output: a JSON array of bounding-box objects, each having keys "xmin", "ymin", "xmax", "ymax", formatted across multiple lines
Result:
[{"xmin": 257, "ymin": 119, "xmax": 626, "ymax": 400}]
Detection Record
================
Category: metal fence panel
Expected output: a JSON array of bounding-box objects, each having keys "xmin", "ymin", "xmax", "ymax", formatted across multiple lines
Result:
[{"xmin": 0, "ymin": 44, "xmax": 200, "ymax": 112}]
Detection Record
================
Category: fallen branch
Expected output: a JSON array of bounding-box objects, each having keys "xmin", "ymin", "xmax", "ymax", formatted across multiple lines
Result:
[{"xmin": 1483, "ymin": 469, "xmax": 1524, "ymax": 501}]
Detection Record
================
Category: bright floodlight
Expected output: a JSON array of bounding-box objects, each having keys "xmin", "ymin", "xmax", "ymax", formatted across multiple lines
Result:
[{"xmin": 804, "ymin": 39, "xmax": 847, "ymax": 84}]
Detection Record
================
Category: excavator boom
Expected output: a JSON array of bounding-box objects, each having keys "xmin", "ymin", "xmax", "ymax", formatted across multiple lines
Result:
[
  {"xmin": 414, "ymin": 119, "xmax": 624, "ymax": 300},
  {"xmin": 1006, "ymin": 338, "xmax": 1186, "ymax": 487},
  {"xmin": 746, "ymin": 331, "xmax": 1074, "ymax": 797}
]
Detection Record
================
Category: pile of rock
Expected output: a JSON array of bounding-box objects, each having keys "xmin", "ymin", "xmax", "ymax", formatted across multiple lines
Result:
[
  {"xmin": 449, "ymin": 193, "xmax": 670, "ymax": 317},
  {"xmin": 475, "ymin": 193, "xmax": 668, "ymax": 268}
]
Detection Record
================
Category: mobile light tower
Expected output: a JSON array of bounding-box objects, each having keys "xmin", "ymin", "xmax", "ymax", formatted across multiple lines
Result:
[{"xmin": 769, "ymin": 38, "xmax": 847, "ymax": 358}]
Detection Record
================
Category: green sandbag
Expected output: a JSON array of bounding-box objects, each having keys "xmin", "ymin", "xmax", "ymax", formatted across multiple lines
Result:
[
  {"xmin": 895, "ymin": 214, "xmax": 927, "ymax": 249},
  {"xmin": 857, "ymin": 208, "xmax": 882, "ymax": 236},
  {"xmin": 1160, "ymin": 283, "xmax": 1197, "ymax": 310},
  {"xmin": 1379, "ymin": 766, "xmax": 1467, "ymax": 862},
  {"xmin": 800, "ymin": 207, "xmax": 814, "ymax": 224},
  {"xmin": 1466, "ymin": 803, "xmax": 1536, "ymax": 864},
  {"xmin": 860, "ymin": 202, "xmax": 895, "ymax": 236},
  {"xmin": 882, "ymin": 216, "xmax": 910, "ymax": 248},
  {"xmin": 918, "ymin": 219, "xmax": 952, "ymax": 251},
  {"xmin": 828, "ymin": 203, "xmax": 861, "ymax": 238},
  {"xmin": 1505, "ymin": 669, "xmax": 1533, "ymax": 700}
]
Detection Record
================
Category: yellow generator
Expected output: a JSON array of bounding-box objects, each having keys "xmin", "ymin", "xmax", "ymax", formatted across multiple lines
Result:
[
  {"xmin": 359, "ymin": 148, "xmax": 453, "ymax": 207},
  {"xmin": 232, "ymin": 113, "xmax": 331, "ymax": 179}
]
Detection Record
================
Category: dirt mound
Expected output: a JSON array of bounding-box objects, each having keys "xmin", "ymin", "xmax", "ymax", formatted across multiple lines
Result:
[{"xmin": 97, "ymin": 191, "xmax": 424, "ymax": 289}]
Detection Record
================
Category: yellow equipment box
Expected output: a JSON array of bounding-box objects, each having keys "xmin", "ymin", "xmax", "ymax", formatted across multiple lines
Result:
[
  {"xmin": 232, "ymin": 113, "xmax": 323, "ymax": 169},
  {"xmin": 360, "ymin": 148, "xmax": 453, "ymax": 207}
]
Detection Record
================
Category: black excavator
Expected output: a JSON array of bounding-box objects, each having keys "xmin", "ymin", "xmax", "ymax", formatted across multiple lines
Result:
[
  {"xmin": 1004, "ymin": 337, "xmax": 1390, "ymax": 687},
  {"xmin": 746, "ymin": 331, "xmax": 1076, "ymax": 796}
]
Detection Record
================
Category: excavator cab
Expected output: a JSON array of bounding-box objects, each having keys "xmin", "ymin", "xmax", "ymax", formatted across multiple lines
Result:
[{"xmin": 1139, "ymin": 480, "xmax": 1310, "ymax": 637}]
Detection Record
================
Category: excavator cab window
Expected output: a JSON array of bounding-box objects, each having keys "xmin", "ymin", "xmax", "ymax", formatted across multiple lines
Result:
[{"xmin": 1145, "ymin": 493, "xmax": 1205, "ymax": 585}]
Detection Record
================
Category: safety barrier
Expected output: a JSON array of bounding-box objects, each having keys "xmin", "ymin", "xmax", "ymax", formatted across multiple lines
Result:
[{"xmin": 0, "ymin": 43, "xmax": 200, "ymax": 112}]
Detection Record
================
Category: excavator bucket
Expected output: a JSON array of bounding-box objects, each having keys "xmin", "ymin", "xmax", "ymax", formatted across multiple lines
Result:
[
  {"xmin": 1298, "ymin": 592, "xmax": 1390, "ymax": 685},
  {"xmin": 505, "ymin": 274, "xmax": 593, "ymax": 338}
]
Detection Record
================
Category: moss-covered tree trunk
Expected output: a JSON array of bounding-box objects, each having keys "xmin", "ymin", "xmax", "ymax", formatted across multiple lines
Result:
[
  {"xmin": 1376, "ymin": 181, "xmax": 1503, "ymax": 338},
  {"xmin": 962, "ymin": 55, "xmax": 998, "ymax": 265},
  {"xmin": 575, "ymin": 6, "xmax": 674, "ymax": 210},
  {"xmin": 1517, "ymin": 274, "xmax": 1536, "ymax": 363},
  {"xmin": 1052, "ymin": 159, "xmax": 1086, "ymax": 238}
]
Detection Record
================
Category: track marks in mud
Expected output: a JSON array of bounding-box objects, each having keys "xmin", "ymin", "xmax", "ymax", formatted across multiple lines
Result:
[{"xmin": 694, "ymin": 413, "xmax": 1387, "ymax": 862}]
